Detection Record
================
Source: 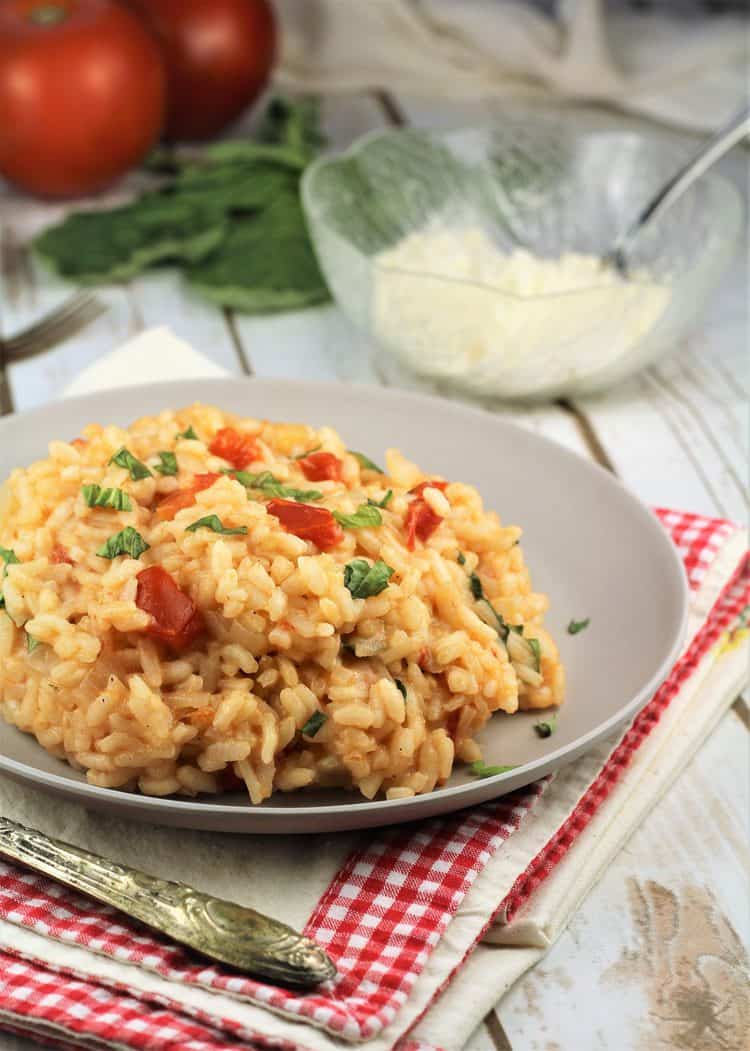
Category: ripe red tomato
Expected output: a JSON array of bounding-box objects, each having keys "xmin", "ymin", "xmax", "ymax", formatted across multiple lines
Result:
[
  {"xmin": 136, "ymin": 565, "xmax": 204, "ymax": 650},
  {"xmin": 405, "ymin": 499, "xmax": 443, "ymax": 550},
  {"xmin": 156, "ymin": 472, "xmax": 221, "ymax": 521},
  {"xmin": 298, "ymin": 452, "xmax": 344, "ymax": 483},
  {"xmin": 127, "ymin": 0, "xmax": 276, "ymax": 141},
  {"xmin": 266, "ymin": 499, "xmax": 344, "ymax": 551},
  {"xmin": 0, "ymin": 0, "xmax": 166, "ymax": 198},
  {"xmin": 209, "ymin": 428, "xmax": 260, "ymax": 470}
]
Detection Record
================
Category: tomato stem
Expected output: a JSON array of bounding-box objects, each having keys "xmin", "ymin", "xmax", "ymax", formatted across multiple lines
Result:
[{"xmin": 28, "ymin": 4, "xmax": 68, "ymax": 26}]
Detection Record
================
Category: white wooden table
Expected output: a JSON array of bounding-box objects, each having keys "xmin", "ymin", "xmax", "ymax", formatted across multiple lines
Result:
[{"xmin": 0, "ymin": 92, "xmax": 747, "ymax": 1051}]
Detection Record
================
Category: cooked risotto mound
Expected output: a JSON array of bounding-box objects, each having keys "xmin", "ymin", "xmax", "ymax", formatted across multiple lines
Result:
[{"xmin": 0, "ymin": 405, "xmax": 564, "ymax": 803}]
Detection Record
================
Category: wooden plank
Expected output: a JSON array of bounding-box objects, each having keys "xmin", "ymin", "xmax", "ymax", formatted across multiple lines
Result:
[{"xmin": 495, "ymin": 708, "xmax": 750, "ymax": 1051}]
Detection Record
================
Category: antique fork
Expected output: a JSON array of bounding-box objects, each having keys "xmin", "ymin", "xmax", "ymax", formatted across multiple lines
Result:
[
  {"xmin": 1, "ymin": 291, "xmax": 106, "ymax": 363},
  {"xmin": 0, "ymin": 816, "xmax": 337, "ymax": 988}
]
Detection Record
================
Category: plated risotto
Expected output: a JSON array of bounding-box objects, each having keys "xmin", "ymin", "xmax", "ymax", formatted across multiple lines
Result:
[{"xmin": 0, "ymin": 406, "xmax": 564, "ymax": 804}]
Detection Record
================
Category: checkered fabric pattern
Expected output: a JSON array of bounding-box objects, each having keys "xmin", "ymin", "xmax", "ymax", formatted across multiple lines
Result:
[{"xmin": 0, "ymin": 511, "xmax": 746, "ymax": 1051}]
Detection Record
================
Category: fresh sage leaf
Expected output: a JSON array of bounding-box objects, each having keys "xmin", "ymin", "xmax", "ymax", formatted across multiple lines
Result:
[
  {"xmin": 0, "ymin": 546, "xmax": 19, "ymax": 610},
  {"xmin": 567, "ymin": 617, "xmax": 590, "ymax": 635},
  {"xmin": 367, "ymin": 490, "xmax": 393, "ymax": 509},
  {"xmin": 228, "ymin": 469, "xmax": 322, "ymax": 503},
  {"xmin": 176, "ymin": 426, "xmax": 199, "ymax": 441},
  {"xmin": 395, "ymin": 679, "xmax": 407, "ymax": 699},
  {"xmin": 527, "ymin": 637, "xmax": 542, "ymax": 673}
]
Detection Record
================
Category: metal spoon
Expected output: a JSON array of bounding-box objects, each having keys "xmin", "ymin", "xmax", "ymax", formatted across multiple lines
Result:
[{"xmin": 606, "ymin": 104, "xmax": 750, "ymax": 275}]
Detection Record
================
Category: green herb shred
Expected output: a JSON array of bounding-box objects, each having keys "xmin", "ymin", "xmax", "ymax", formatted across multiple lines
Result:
[
  {"xmin": 394, "ymin": 679, "xmax": 407, "ymax": 699},
  {"xmin": 176, "ymin": 426, "xmax": 199, "ymax": 441},
  {"xmin": 81, "ymin": 484, "xmax": 132, "ymax": 511},
  {"xmin": 0, "ymin": 546, "xmax": 19, "ymax": 609},
  {"xmin": 185, "ymin": 515, "xmax": 248, "ymax": 536},
  {"xmin": 227, "ymin": 469, "xmax": 322, "ymax": 503},
  {"xmin": 457, "ymin": 551, "xmax": 466, "ymax": 565},
  {"xmin": 302, "ymin": 711, "xmax": 327, "ymax": 737},
  {"xmin": 467, "ymin": 570, "xmax": 510, "ymax": 640},
  {"xmin": 470, "ymin": 761, "xmax": 516, "ymax": 778},
  {"xmin": 534, "ymin": 713, "xmax": 557, "ymax": 739},
  {"xmin": 96, "ymin": 527, "xmax": 150, "ymax": 560},
  {"xmin": 26, "ymin": 633, "xmax": 41, "ymax": 654},
  {"xmin": 349, "ymin": 450, "xmax": 384, "ymax": 474},
  {"xmin": 343, "ymin": 558, "xmax": 394, "ymax": 599},
  {"xmin": 154, "ymin": 451, "xmax": 178, "ymax": 476},
  {"xmin": 527, "ymin": 637, "xmax": 542, "ymax": 672},
  {"xmin": 367, "ymin": 490, "xmax": 393, "ymax": 509},
  {"xmin": 333, "ymin": 503, "xmax": 382, "ymax": 529},
  {"xmin": 109, "ymin": 447, "xmax": 152, "ymax": 481},
  {"xmin": 567, "ymin": 617, "xmax": 590, "ymax": 635},
  {"xmin": 293, "ymin": 445, "xmax": 322, "ymax": 460}
]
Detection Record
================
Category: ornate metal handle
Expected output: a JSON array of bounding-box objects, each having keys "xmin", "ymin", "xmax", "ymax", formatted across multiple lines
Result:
[{"xmin": 0, "ymin": 816, "xmax": 336, "ymax": 988}]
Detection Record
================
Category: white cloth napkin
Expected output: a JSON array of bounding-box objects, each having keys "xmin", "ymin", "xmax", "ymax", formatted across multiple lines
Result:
[
  {"xmin": 274, "ymin": 0, "xmax": 749, "ymax": 133},
  {"xmin": 0, "ymin": 326, "xmax": 744, "ymax": 1051}
]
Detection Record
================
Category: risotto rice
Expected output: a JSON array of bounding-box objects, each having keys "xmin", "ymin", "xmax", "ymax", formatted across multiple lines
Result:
[{"xmin": 0, "ymin": 405, "xmax": 564, "ymax": 803}]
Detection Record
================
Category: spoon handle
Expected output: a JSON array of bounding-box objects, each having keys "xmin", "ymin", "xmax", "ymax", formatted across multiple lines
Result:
[
  {"xmin": 617, "ymin": 104, "xmax": 750, "ymax": 261},
  {"xmin": 0, "ymin": 815, "xmax": 336, "ymax": 988}
]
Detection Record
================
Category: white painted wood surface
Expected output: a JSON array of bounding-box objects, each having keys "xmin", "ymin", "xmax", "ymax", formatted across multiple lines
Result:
[{"xmin": 0, "ymin": 90, "xmax": 747, "ymax": 1051}]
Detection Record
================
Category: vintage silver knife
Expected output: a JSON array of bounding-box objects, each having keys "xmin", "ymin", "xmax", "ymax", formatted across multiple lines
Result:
[{"xmin": 0, "ymin": 816, "xmax": 336, "ymax": 988}]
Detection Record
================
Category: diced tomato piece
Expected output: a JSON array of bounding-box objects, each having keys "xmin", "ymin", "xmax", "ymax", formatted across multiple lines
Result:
[
  {"xmin": 156, "ymin": 472, "xmax": 221, "ymax": 521},
  {"xmin": 209, "ymin": 428, "xmax": 260, "ymax": 470},
  {"xmin": 266, "ymin": 498, "xmax": 344, "ymax": 551},
  {"xmin": 136, "ymin": 566, "xmax": 205, "ymax": 650},
  {"xmin": 297, "ymin": 451, "xmax": 344, "ymax": 483},
  {"xmin": 405, "ymin": 498, "xmax": 443, "ymax": 550},
  {"xmin": 51, "ymin": 544, "xmax": 74, "ymax": 565},
  {"xmin": 409, "ymin": 480, "xmax": 449, "ymax": 497},
  {"xmin": 70, "ymin": 438, "xmax": 88, "ymax": 449}
]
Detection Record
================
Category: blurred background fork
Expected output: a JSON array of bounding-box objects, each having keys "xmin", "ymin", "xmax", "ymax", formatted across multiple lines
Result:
[
  {"xmin": 1, "ymin": 291, "xmax": 107, "ymax": 363},
  {"xmin": 0, "ymin": 291, "xmax": 107, "ymax": 415}
]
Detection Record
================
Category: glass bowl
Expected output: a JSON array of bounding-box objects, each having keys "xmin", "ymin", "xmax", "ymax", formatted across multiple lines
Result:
[{"xmin": 301, "ymin": 119, "xmax": 742, "ymax": 400}]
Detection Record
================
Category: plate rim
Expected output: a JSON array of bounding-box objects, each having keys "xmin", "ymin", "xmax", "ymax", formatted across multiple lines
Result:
[{"xmin": 0, "ymin": 376, "xmax": 690, "ymax": 827}]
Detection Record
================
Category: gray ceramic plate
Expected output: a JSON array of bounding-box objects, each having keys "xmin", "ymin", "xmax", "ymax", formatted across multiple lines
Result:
[{"xmin": 0, "ymin": 378, "xmax": 687, "ymax": 833}]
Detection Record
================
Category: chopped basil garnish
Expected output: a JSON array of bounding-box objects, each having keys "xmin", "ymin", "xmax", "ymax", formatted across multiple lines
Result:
[
  {"xmin": 467, "ymin": 570, "xmax": 513, "ymax": 640},
  {"xmin": 567, "ymin": 617, "xmax": 590, "ymax": 635},
  {"xmin": 470, "ymin": 760, "xmax": 516, "ymax": 778},
  {"xmin": 154, "ymin": 451, "xmax": 178, "ymax": 476},
  {"xmin": 26, "ymin": 632, "xmax": 40, "ymax": 654},
  {"xmin": 110, "ymin": 447, "xmax": 152, "ymax": 481},
  {"xmin": 343, "ymin": 558, "xmax": 394, "ymax": 599},
  {"xmin": 534, "ymin": 713, "xmax": 557, "ymax": 738},
  {"xmin": 527, "ymin": 637, "xmax": 542, "ymax": 673},
  {"xmin": 333, "ymin": 503, "xmax": 382, "ymax": 529},
  {"xmin": 97, "ymin": 527, "xmax": 149, "ymax": 560},
  {"xmin": 81, "ymin": 484, "xmax": 132, "ymax": 511},
  {"xmin": 395, "ymin": 679, "xmax": 407, "ymax": 699},
  {"xmin": 0, "ymin": 546, "xmax": 19, "ymax": 609},
  {"xmin": 349, "ymin": 450, "xmax": 383, "ymax": 474},
  {"xmin": 185, "ymin": 515, "xmax": 248, "ymax": 536},
  {"xmin": 176, "ymin": 426, "xmax": 199, "ymax": 441},
  {"xmin": 302, "ymin": 711, "xmax": 327, "ymax": 737},
  {"xmin": 457, "ymin": 551, "xmax": 466, "ymax": 565},
  {"xmin": 227, "ymin": 469, "xmax": 322, "ymax": 503},
  {"xmin": 367, "ymin": 490, "xmax": 393, "ymax": 509},
  {"xmin": 293, "ymin": 445, "xmax": 322, "ymax": 460}
]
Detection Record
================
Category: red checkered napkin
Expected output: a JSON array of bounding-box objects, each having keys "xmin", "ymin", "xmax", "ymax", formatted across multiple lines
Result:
[{"xmin": 0, "ymin": 510, "xmax": 746, "ymax": 1051}]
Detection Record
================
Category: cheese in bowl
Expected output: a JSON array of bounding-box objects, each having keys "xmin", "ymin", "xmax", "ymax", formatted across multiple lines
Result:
[{"xmin": 0, "ymin": 405, "xmax": 564, "ymax": 803}]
